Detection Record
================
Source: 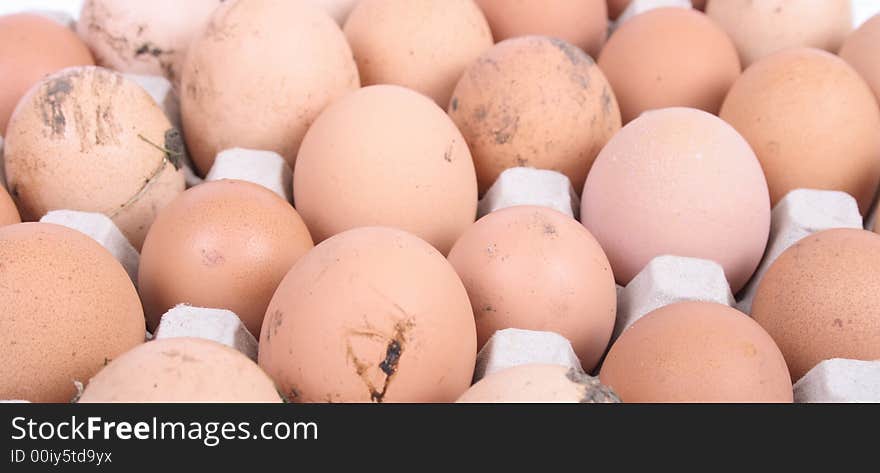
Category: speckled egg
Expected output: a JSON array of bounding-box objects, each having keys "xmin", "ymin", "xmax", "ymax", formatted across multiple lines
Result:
[
  {"xmin": 720, "ymin": 48, "xmax": 880, "ymax": 214},
  {"xmin": 139, "ymin": 180, "xmax": 314, "ymax": 336},
  {"xmin": 457, "ymin": 364, "xmax": 620, "ymax": 403},
  {"xmin": 79, "ymin": 338, "xmax": 282, "ymax": 403},
  {"xmin": 600, "ymin": 301, "xmax": 793, "ymax": 403},
  {"xmin": 293, "ymin": 85, "xmax": 477, "ymax": 255},
  {"xmin": 751, "ymin": 229, "xmax": 880, "ymax": 382},
  {"xmin": 180, "ymin": 0, "xmax": 359, "ymax": 174},
  {"xmin": 706, "ymin": 0, "xmax": 852, "ymax": 67},
  {"xmin": 344, "ymin": 0, "xmax": 493, "ymax": 107},
  {"xmin": 598, "ymin": 8, "xmax": 741, "ymax": 123},
  {"xmin": 259, "ymin": 227, "xmax": 477, "ymax": 403},
  {"xmin": 449, "ymin": 36, "xmax": 621, "ymax": 194},
  {"xmin": 476, "ymin": 0, "xmax": 608, "ymax": 57},
  {"xmin": 0, "ymin": 223, "xmax": 145, "ymax": 402},
  {"xmin": 581, "ymin": 107, "xmax": 770, "ymax": 292},
  {"xmin": 3, "ymin": 66, "xmax": 185, "ymax": 249},
  {"xmin": 447, "ymin": 206, "xmax": 616, "ymax": 371}
]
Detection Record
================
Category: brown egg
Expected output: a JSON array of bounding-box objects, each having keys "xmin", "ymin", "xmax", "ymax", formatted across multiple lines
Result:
[
  {"xmin": 0, "ymin": 223, "xmax": 145, "ymax": 402},
  {"xmin": 344, "ymin": 0, "xmax": 493, "ymax": 107},
  {"xmin": 600, "ymin": 301, "xmax": 793, "ymax": 403},
  {"xmin": 751, "ymin": 229, "xmax": 880, "ymax": 382},
  {"xmin": 598, "ymin": 8, "xmax": 740, "ymax": 123},
  {"xmin": 449, "ymin": 36, "xmax": 621, "ymax": 194},
  {"xmin": 582, "ymin": 108, "xmax": 770, "ymax": 292},
  {"xmin": 0, "ymin": 185, "xmax": 20, "ymax": 227},
  {"xmin": 293, "ymin": 85, "xmax": 477, "ymax": 255},
  {"xmin": 3, "ymin": 66, "xmax": 185, "ymax": 249},
  {"xmin": 457, "ymin": 364, "xmax": 620, "ymax": 403},
  {"xmin": 0, "ymin": 13, "xmax": 94, "ymax": 134},
  {"xmin": 448, "ymin": 206, "xmax": 616, "ymax": 371},
  {"xmin": 79, "ymin": 338, "xmax": 281, "ymax": 403},
  {"xmin": 720, "ymin": 48, "xmax": 880, "ymax": 214},
  {"xmin": 259, "ymin": 227, "xmax": 477, "ymax": 403},
  {"xmin": 475, "ymin": 0, "xmax": 608, "ymax": 58},
  {"xmin": 139, "ymin": 180, "xmax": 314, "ymax": 336},
  {"xmin": 180, "ymin": 0, "xmax": 359, "ymax": 174},
  {"xmin": 839, "ymin": 14, "xmax": 880, "ymax": 104},
  {"xmin": 77, "ymin": 0, "xmax": 223, "ymax": 85},
  {"xmin": 706, "ymin": 0, "xmax": 852, "ymax": 67}
]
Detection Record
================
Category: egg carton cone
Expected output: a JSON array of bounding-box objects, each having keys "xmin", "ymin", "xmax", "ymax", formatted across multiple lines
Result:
[
  {"xmin": 308, "ymin": 0, "xmax": 358, "ymax": 25},
  {"xmin": 612, "ymin": 0, "xmax": 692, "ymax": 31},
  {"xmin": 794, "ymin": 359, "xmax": 880, "ymax": 403},
  {"xmin": 0, "ymin": 135, "xmax": 6, "ymax": 189},
  {"xmin": 852, "ymin": 0, "xmax": 880, "ymax": 28},
  {"xmin": 736, "ymin": 189, "xmax": 862, "ymax": 315},
  {"xmin": 154, "ymin": 304, "xmax": 258, "ymax": 362},
  {"xmin": 473, "ymin": 328, "xmax": 584, "ymax": 383},
  {"xmin": 39, "ymin": 210, "xmax": 139, "ymax": 287},
  {"xmin": 30, "ymin": 9, "xmax": 76, "ymax": 29},
  {"xmin": 613, "ymin": 255, "xmax": 734, "ymax": 344},
  {"xmin": 206, "ymin": 148, "xmax": 293, "ymax": 202},
  {"xmin": 478, "ymin": 167, "xmax": 579, "ymax": 219},
  {"xmin": 123, "ymin": 73, "xmax": 202, "ymax": 188}
]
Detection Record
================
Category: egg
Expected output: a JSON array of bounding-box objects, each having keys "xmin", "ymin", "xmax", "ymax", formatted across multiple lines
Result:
[
  {"xmin": 447, "ymin": 206, "xmax": 616, "ymax": 371},
  {"xmin": 180, "ymin": 0, "xmax": 359, "ymax": 174},
  {"xmin": 0, "ymin": 184, "xmax": 20, "ymax": 227},
  {"xmin": 77, "ymin": 0, "xmax": 223, "ymax": 85},
  {"xmin": 3, "ymin": 66, "xmax": 185, "ymax": 249},
  {"xmin": 839, "ymin": 14, "xmax": 880, "ymax": 104},
  {"xmin": 293, "ymin": 85, "xmax": 477, "ymax": 255},
  {"xmin": 259, "ymin": 227, "xmax": 477, "ymax": 403},
  {"xmin": 456, "ymin": 364, "xmax": 620, "ymax": 403},
  {"xmin": 581, "ymin": 107, "xmax": 770, "ymax": 292},
  {"xmin": 309, "ymin": 0, "xmax": 360, "ymax": 24},
  {"xmin": 138, "ymin": 180, "xmax": 314, "ymax": 336},
  {"xmin": 597, "ymin": 8, "xmax": 740, "ymax": 123},
  {"xmin": 343, "ymin": 0, "xmax": 493, "ymax": 107},
  {"xmin": 0, "ymin": 223, "xmax": 145, "ymax": 402},
  {"xmin": 706, "ymin": 0, "xmax": 852, "ymax": 67},
  {"xmin": 719, "ymin": 48, "xmax": 880, "ymax": 214},
  {"xmin": 79, "ymin": 338, "xmax": 281, "ymax": 403},
  {"xmin": 449, "ymin": 36, "xmax": 621, "ymax": 194},
  {"xmin": 475, "ymin": 0, "xmax": 608, "ymax": 57},
  {"xmin": 600, "ymin": 301, "xmax": 793, "ymax": 403},
  {"xmin": 751, "ymin": 229, "xmax": 880, "ymax": 382},
  {"xmin": 0, "ymin": 13, "xmax": 94, "ymax": 134}
]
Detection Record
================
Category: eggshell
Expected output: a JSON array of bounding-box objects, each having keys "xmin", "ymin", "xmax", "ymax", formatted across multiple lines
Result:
[
  {"xmin": 839, "ymin": 14, "xmax": 880, "ymax": 104},
  {"xmin": 597, "ymin": 8, "xmax": 740, "ymax": 123},
  {"xmin": 293, "ymin": 85, "xmax": 477, "ymax": 255},
  {"xmin": 449, "ymin": 36, "xmax": 621, "ymax": 194},
  {"xmin": 475, "ymin": 0, "xmax": 608, "ymax": 57},
  {"xmin": 259, "ymin": 227, "xmax": 477, "ymax": 403},
  {"xmin": 600, "ymin": 301, "xmax": 793, "ymax": 403},
  {"xmin": 0, "ymin": 185, "xmax": 20, "ymax": 227},
  {"xmin": 751, "ymin": 228, "xmax": 880, "ymax": 382},
  {"xmin": 344, "ymin": 0, "xmax": 491, "ymax": 107},
  {"xmin": 706, "ymin": 0, "xmax": 852, "ymax": 67},
  {"xmin": 0, "ymin": 223, "xmax": 145, "ymax": 403},
  {"xmin": 139, "ymin": 180, "xmax": 314, "ymax": 336},
  {"xmin": 79, "ymin": 338, "xmax": 281, "ymax": 403},
  {"xmin": 3, "ymin": 66, "xmax": 185, "ymax": 249},
  {"xmin": 581, "ymin": 107, "xmax": 770, "ymax": 292},
  {"xmin": 457, "ymin": 364, "xmax": 620, "ymax": 403},
  {"xmin": 719, "ymin": 48, "xmax": 880, "ymax": 214},
  {"xmin": 447, "ymin": 206, "xmax": 616, "ymax": 371},
  {"xmin": 0, "ymin": 13, "xmax": 94, "ymax": 134},
  {"xmin": 180, "ymin": 0, "xmax": 359, "ymax": 174},
  {"xmin": 77, "ymin": 0, "xmax": 223, "ymax": 85}
]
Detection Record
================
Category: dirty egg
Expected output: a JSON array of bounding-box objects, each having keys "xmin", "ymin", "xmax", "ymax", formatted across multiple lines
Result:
[{"xmin": 258, "ymin": 226, "xmax": 477, "ymax": 403}]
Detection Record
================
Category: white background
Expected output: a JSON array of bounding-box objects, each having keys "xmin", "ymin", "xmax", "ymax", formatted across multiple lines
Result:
[{"xmin": 0, "ymin": 0, "xmax": 878, "ymax": 28}]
